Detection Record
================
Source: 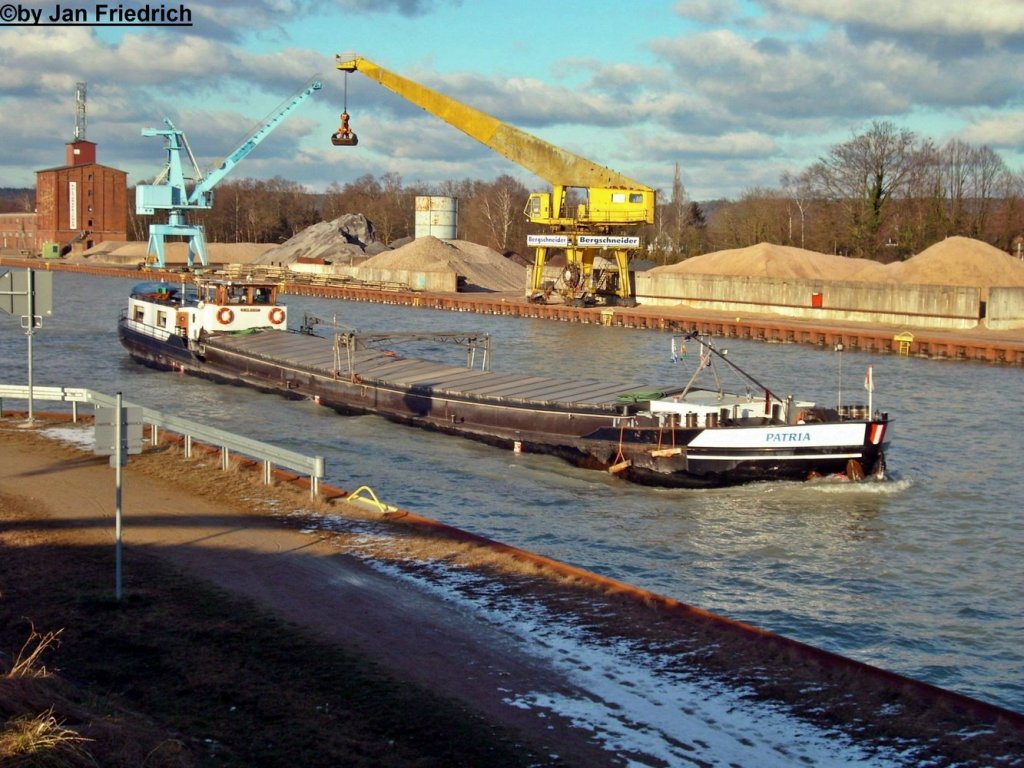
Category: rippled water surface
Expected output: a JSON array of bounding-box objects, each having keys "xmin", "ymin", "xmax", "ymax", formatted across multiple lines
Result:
[{"xmin": 3, "ymin": 272, "xmax": 1022, "ymax": 712}]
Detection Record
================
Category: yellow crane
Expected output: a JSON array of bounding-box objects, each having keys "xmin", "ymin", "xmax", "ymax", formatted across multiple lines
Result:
[{"xmin": 334, "ymin": 54, "xmax": 655, "ymax": 306}]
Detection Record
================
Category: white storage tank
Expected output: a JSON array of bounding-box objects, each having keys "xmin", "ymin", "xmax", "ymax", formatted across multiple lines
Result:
[{"xmin": 415, "ymin": 196, "xmax": 458, "ymax": 240}]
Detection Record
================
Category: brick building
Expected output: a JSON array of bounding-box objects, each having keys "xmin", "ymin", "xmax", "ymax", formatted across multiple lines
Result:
[
  {"xmin": 35, "ymin": 139, "xmax": 128, "ymax": 256},
  {"xmin": 0, "ymin": 211, "xmax": 37, "ymax": 253}
]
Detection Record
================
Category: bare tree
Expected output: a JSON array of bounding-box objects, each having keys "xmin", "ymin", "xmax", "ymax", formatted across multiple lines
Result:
[
  {"xmin": 942, "ymin": 138, "xmax": 972, "ymax": 234},
  {"xmin": 966, "ymin": 144, "xmax": 1010, "ymax": 239},
  {"xmin": 477, "ymin": 174, "xmax": 527, "ymax": 251},
  {"xmin": 707, "ymin": 188, "xmax": 788, "ymax": 250},
  {"xmin": 671, "ymin": 163, "xmax": 686, "ymax": 258},
  {"xmin": 806, "ymin": 121, "xmax": 922, "ymax": 259},
  {"xmin": 780, "ymin": 170, "xmax": 815, "ymax": 249}
]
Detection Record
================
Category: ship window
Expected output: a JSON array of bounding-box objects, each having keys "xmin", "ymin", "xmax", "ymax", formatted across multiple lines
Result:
[
  {"xmin": 629, "ymin": 193, "xmax": 644, "ymax": 203},
  {"xmin": 133, "ymin": 306, "xmax": 144, "ymax": 322},
  {"xmin": 612, "ymin": 193, "xmax": 626, "ymax": 203},
  {"xmin": 156, "ymin": 311, "xmax": 168, "ymax": 328}
]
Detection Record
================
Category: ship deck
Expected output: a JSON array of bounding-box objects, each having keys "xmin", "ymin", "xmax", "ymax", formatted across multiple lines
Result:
[{"xmin": 208, "ymin": 330, "xmax": 676, "ymax": 408}]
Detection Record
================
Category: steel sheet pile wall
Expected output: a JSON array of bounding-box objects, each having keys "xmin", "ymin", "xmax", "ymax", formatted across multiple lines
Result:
[{"xmin": 635, "ymin": 273, "xmax": 981, "ymax": 329}]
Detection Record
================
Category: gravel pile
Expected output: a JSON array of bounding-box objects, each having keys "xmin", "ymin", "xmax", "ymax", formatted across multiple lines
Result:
[
  {"xmin": 244, "ymin": 214, "xmax": 525, "ymax": 292},
  {"xmin": 890, "ymin": 236, "xmax": 1024, "ymax": 295},
  {"xmin": 649, "ymin": 237, "xmax": 1024, "ymax": 294},
  {"xmin": 79, "ymin": 241, "xmax": 275, "ymax": 264},
  {"xmin": 252, "ymin": 214, "xmax": 380, "ymax": 265},
  {"xmin": 649, "ymin": 242, "xmax": 889, "ymax": 281},
  {"xmin": 360, "ymin": 236, "xmax": 526, "ymax": 292}
]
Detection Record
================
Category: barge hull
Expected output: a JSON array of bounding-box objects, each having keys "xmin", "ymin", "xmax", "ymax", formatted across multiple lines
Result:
[{"xmin": 118, "ymin": 321, "xmax": 889, "ymax": 488}]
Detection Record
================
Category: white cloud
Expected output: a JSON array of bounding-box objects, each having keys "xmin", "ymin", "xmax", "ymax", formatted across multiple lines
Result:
[
  {"xmin": 960, "ymin": 110, "xmax": 1024, "ymax": 148},
  {"xmin": 672, "ymin": 0, "xmax": 743, "ymax": 24},
  {"xmin": 760, "ymin": 0, "xmax": 1024, "ymax": 38}
]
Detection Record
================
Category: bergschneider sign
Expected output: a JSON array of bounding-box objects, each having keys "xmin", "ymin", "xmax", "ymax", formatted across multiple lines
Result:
[{"xmin": 526, "ymin": 235, "xmax": 641, "ymax": 248}]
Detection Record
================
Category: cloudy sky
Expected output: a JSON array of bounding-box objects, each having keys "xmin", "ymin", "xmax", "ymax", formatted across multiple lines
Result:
[{"xmin": 2, "ymin": 0, "xmax": 1023, "ymax": 202}]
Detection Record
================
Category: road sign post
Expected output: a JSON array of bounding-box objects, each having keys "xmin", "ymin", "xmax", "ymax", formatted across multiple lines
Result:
[
  {"xmin": 94, "ymin": 394, "xmax": 143, "ymax": 600},
  {"xmin": 0, "ymin": 269, "xmax": 54, "ymax": 422}
]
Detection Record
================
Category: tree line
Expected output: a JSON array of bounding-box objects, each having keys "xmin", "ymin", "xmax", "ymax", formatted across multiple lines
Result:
[
  {"xmin": 655, "ymin": 121, "xmax": 1024, "ymax": 263},
  {"xmin": 122, "ymin": 173, "xmax": 534, "ymax": 255},
  {"xmin": 9, "ymin": 120, "xmax": 1024, "ymax": 263}
]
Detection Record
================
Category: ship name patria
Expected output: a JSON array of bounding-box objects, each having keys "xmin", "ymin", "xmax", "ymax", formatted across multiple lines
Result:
[{"xmin": 766, "ymin": 431, "xmax": 811, "ymax": 443}]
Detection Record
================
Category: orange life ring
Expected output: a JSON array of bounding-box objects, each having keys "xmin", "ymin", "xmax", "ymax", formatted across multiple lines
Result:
[
  {"xmin": 217, "ymin": 307, "xmax": 234, "ymax": 325},
  {"xmin": 269, "ymin": 307, "xmax": 285, "ymax": 325}
]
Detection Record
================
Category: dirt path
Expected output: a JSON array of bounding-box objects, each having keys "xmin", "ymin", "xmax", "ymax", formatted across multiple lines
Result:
[{"xmin": 0, "ymin": 422, "xmax": 616, "ymax": 766}]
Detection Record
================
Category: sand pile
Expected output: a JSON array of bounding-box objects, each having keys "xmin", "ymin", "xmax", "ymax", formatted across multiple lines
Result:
[
  {"xmin": 648, "ymin": 242, "xmax": 890, "ymax": 281},
  {"xmin": 648, "ymin": 238, "xmax": 1024, "ymax": 293},
  {"xmin": 79, "ymin": 241, "xmax": 274, "ymax": 264},
  {"xmin": 79, "ymin": 240, "xmax": 129, "ymax": 258},
  {"xmin": 360, "ymin": 236, "xmax": 526, "ymax": 292},
  {"xmin": 889, "ymin": 236, "xmax": 1024, "ymax": 293}
]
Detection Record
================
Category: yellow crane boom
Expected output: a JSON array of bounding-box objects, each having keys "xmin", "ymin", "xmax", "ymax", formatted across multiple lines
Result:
[{"xmin": 335, "ymin": 53, "xmax": 655, "ymax": 305}]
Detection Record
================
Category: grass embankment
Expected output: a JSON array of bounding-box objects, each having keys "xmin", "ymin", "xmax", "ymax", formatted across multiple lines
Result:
[
  {"xmin": 0, "ymin": 530, "xmax": 544, "ymax": 767},
  {"xmin": 0, "ymin": 431, "xmax": 546, "ymax": 768}
]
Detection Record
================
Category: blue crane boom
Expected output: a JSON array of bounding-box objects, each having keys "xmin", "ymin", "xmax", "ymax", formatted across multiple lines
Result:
[{"xmin": 136, "ymin": 77, "xmax": 322, "ymax": 269}]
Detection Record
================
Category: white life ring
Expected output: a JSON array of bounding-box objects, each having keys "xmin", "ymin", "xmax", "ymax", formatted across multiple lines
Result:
[
  {"xmin": 217, "ymin": 307, "xmax": 234, "ymax": 325},
  {"xmin": 269, "ymin": 307, "xmax": 285, "ymax": 325}
]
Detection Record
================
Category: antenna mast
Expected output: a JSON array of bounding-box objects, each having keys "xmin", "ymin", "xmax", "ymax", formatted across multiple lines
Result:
[{"xmin": 74, "ymin": 81, "xmax": 87, "ymax": 141}]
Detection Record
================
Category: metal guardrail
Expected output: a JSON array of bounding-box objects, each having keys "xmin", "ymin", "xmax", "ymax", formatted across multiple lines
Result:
[{"xmin": 0, "ymin": 384, "xmax": 324, "ymax": 497}]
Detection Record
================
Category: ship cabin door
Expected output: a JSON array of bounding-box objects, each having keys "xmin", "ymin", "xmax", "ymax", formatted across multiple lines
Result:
[{"xmin": 175, "ymin": 310, "xmax": 190, "ymax": 336}]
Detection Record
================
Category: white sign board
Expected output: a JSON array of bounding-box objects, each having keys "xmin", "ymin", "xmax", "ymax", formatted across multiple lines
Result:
[
  {"xmin": 69, "ymin": 181, "xmax": 78, "ymax": 231},
  {"xmin": 526, "ymin": 234, "xmax": 641, "ymax": 249},
  {"xmin": 526, "ymin": 234, "xmax": 569, "ymax": 247},
  {"xmin": 577, "ymin": 235, "xmax": 641, "ymax": 248}
]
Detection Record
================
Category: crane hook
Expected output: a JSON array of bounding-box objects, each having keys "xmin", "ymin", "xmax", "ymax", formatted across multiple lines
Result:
[{"xmin": 331, "ymin": 72, "xmax": 358, "ymax": 146}]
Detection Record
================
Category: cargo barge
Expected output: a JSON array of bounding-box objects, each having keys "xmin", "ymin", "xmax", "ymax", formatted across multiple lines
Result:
[{"xmin": 118, "ymin": 278, "xmax": 891, "ymax": 487}]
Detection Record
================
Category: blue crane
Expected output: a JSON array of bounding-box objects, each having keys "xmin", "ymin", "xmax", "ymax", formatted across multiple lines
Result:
[{"xmin": 136, "ymin": 77, "xmax": 323, "ymax": 269}]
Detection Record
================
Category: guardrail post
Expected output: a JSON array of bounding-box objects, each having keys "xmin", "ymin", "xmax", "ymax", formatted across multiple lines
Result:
[
  {"xmin": 263, "ymin": 459, "xmax": 272, "ymax": 485},
  {"xmin": 311, "ymin": 456, "xmax": 324, "ymax": 499},
  {"xmin": 221, "ymin": 446, "xmax": 230, "ymax": 471},
  {"xmin": 184, "ymin": 434, "xmax": 193, "ymax": 458}
]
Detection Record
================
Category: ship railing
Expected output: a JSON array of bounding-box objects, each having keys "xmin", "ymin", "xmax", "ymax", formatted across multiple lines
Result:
[
  {"xmin": 0, "ymin": 384, "xmax": 325, "ymax": 497},
  {"xmin": 120, "ymin": 312, "xmax": 176, "ymax": 342}
]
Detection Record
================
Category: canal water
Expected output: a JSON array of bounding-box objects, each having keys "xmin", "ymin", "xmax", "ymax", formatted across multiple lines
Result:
[{"xmin": 3, "ymin": 271, "xmax": 1022, "ymax": 713}]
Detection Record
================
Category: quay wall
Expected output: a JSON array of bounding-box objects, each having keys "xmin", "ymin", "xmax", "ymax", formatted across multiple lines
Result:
[
  {"xmin": 287, "ymin": 262, "xmax": 459, "ymax": 292},
  {"xmin": 987, "ymin": 286, "xmax": 1024, "ymax": 330},
  {"xmin": 635, "ymin": 273, "xmax": 983, "ymax": 330}
]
